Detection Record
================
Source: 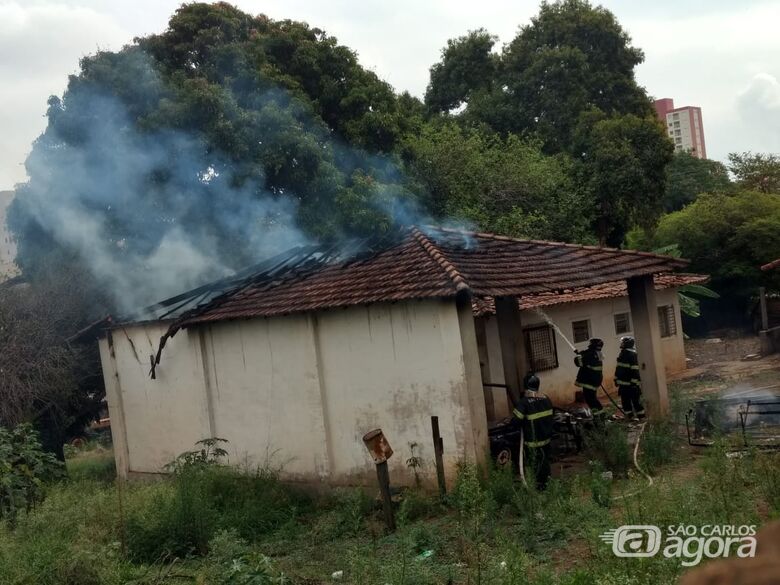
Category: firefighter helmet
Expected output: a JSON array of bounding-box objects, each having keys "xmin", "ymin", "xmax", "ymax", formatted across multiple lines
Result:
[
  {"xmin": 523, "ymin": 372, "xmax": 541, "ymax": 391},
  {"xmin": 588, "ymin": 338, "xmax": 604, "ymax": 350},
  {"xmin": 620, "ymin": 336, "xmax": 635, "ymax": 349}
]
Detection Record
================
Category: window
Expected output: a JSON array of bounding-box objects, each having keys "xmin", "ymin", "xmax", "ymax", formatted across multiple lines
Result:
[
  {"xmin": 572, "ymin": 319, "xmax": 591, "ymax": 344},
  {"xmin": 614, "ymin": 312, "xmax": 631, "ymax": 335},
  {"xmin": 524, "ymin": 325, "xmax": 559, "ymax": 371},
  {"xmin": 658, "ymin": 305, "xmax": 677, "ymax": 337}
]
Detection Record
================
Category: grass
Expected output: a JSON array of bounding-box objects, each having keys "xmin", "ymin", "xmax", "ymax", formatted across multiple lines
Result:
[{"xmin": 0, "ymin": 431, "xmax": 777, "ymax": 585}]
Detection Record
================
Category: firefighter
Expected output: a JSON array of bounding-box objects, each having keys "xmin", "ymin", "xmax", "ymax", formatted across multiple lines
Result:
[
  {"xmin": 513, "ymin": 372, "xmax": 554, "ymax": 489},
  {"xmin": 574, "ymin": 338, "xmax": 605, "ymax": 414},
  {"xmin": 615, "ymin": 336, "xmax": 645, "ymax": 419}
]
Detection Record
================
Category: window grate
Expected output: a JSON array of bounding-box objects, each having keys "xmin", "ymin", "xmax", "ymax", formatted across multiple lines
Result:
[
  {"xmin": 572, "ymin": 319, "xmax": 591, "ymax": 344},
  {"xmin": 614, "ymin": 312, "xmax": 631, "ymax": 335},
  {"xmin": 658, "ymin": 305, "xmax": 677, "ymax": 337},
  {"xmin": 524, "ymin": 325, "xmax": 559, "ymax": 372}
]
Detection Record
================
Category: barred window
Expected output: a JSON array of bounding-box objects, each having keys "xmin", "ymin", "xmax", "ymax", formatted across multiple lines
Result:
[
  {"xmin": 658, "ymin": 305, "xmax": 677, "ymax": 337},
  {"xmin": 524, "ymin": 325, "xmax": 559, "ymax": 372},
  {"xmin": 614, "ymin": 312, "xmax": 631, "ymax": 335},
  {"xmin": 571, "ymin": 319, "xmax": 591, "ymax": 344}
]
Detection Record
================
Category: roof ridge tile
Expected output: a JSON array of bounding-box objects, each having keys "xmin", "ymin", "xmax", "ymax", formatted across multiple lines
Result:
[{"xmin": 411, "ymin": 228, "xmax": 471, "ymax": 293}]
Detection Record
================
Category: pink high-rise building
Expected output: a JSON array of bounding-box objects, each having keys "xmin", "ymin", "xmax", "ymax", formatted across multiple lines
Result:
[{"xmin": 653, "ymin": 98, "xmax": 707, "ymax": 159}]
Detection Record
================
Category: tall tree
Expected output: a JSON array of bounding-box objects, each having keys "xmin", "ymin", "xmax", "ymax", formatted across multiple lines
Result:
[
  {"xmin": 573, "ymin": 110, "xmax": 673, "ymax": 245},
  {"xmin": 424, "ymin": 29, "xmax": 498, "ymax": 114},
  {"xmin": 10, "ymin": 2, "xmax": 424, "ymax": 314},
  {"xmin": 500, "ymin": 0, "xmax": 651, "ymax": 150},
  {"xmin": 424, "ymin": 0, "xmax": 671, "ymax": 245}
]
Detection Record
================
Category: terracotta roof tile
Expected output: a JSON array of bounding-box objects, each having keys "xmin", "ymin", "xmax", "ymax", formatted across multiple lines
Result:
[
  {"xmin": 472, "ymin": 273, "xmax": 709, "ymax": 317},
  {"xmin": 178, "ymin": 226, "xmax": 688, "ymax": 326},
  {"xmin": 761, "ymin": 258, "xmax": 780, "ymax": 271}
]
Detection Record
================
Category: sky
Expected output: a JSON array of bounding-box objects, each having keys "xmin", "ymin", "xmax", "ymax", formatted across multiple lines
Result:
[{"xmin": 1, "ymin": 0, "xmax": 779, "ymax": 190}]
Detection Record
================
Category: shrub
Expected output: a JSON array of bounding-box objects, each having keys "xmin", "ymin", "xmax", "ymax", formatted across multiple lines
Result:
[
  {"xmin": 310, "ymin": 487, "xmax": 374, "ymax": 540},
  {"xmin": 125, "ymin": 439, "xmax": 309, "ymax": 561},
  {"xmin": 585, "ymin": 423, "xmax": 631, "ymax": 475},
  {"xmin": 638, "ymin": 422, "xmax": 678, "ymax": 474},
  {"xmin": 203, "ymin": 529, "xmax": 288, "ymax": 584},
  {"xmin": 0, "ymin": 423, "xmax": 64, "ymax": 523}
]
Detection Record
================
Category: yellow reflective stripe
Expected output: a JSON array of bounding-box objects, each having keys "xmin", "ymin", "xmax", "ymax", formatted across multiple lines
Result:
[
  {"xmin": 616, "ymin": 362, "xmax": 631, "ymax": 368},
  {"xmin": 527, "ymin": 409, "xmax": 553, "ymax": 421},
  {"xmin": 576, "ymin": 382, "xmax": 599, "ymax": 390},
  {"xmin": 631, "ymin": 365, "xmax": 640, "ymax": 370},
  {"xmin": 615, "ymin": 380, "xmax": 631, "ymax": 385},
  {"xmin": 587, "ymin": 365, "xmax": 603, "ymax": 371},
  {"xmin": 513, "ymin": 409, "xmax": 525, "ymax": 420},
  {"xmin": 526, "ymin": 439, "xmax": 550, "ymax": 448}
]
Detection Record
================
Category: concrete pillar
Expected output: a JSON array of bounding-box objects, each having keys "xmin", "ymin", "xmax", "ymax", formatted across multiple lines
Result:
[
  {"xmin": 98, "ymin": 333, "xmax": 130, "ymax": 479},
  {"xmin": 760, "ymin": 287, "xmax": 770, "ymax": 331},
  {"xmin": 456, "ymin": 296, "xmax": 489, "ymax": 468},
  {"xmin": 473, "ymin": 317, "xmax": 496, "ymax": 422},
  {"xmin": 495, "ymin": 296, "xmax": 528, "ymax": 408},
  {"xmin": 627, "ymin": 275, "xmax": 669, "ymax": 418}
]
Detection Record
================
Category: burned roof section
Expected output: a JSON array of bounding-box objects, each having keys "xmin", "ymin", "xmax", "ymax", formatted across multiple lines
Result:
[
  {"xmin": 170, "ymin": 226, "xmax": 687, "ymax": 326},
  {"xmin": 140, "ymin": 226, "xmax": 688, "ymax": 378}
]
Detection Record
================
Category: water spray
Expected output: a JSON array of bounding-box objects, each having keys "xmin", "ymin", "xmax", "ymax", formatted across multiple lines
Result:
[{"xmin": 532, "ymin": 308, "xmax": 577, "ymax": 351}]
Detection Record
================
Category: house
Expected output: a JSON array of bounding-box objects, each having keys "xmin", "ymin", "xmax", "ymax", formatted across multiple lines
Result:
[
  {"xmin": 97, "ymin": 227, "xmax": 691, "ymax": 488},
  {"xmin": 474, "ymin": 274, "xmax": 707, "ymax": 422}
]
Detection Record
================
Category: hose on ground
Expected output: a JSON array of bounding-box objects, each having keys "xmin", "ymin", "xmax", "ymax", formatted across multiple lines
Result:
[
  {"xmin": 518, "ymin": 428, "xmax": 528, "ymax": 488},
  {"xmin": 613, "ymin": 421, "xmax": 654, "ymax": 501}
]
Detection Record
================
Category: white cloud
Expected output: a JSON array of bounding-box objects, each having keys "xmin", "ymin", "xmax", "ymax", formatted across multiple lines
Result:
[
  {"xmin": 0, "ymin": 2, "xmax": 129, "ymax": 188},
  {"xmin": 736, "ymin": 73, "xmax": 780, "ymax": 153}
]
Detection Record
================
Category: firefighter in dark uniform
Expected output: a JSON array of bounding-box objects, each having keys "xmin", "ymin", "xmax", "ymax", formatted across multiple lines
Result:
[
  {"xmin": 574, "ymin": 338, "xmax": 604, "ymax": 414},
  {"xmin": 513, "ymin": 372, "xmax": 554, "ymax": 489},
  {"xmin": 615, "ymin": 336, "xmax": 645, "ymax": 419}
]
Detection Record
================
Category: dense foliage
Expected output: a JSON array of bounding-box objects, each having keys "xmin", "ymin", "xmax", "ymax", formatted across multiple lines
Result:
[
  {"xmin": 663, "ymin": 151, "xmax": 732, "ymax": 212},
  {"xmin": 0, "ymin": 424, "xmax": 63, "ymax": 523},
  {"xmin": 652, "ymin": 191, "xmax": 780, "ymax": 300},
  {"xmin": 424, "ymin": 0, "xmax": 672, "ymax": 244}
]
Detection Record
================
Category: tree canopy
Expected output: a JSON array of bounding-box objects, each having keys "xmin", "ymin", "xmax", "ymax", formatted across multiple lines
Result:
[
  {"xmin": 9, "ymin": 2, "xmax": 426, "ymax": 312},
  {"xmin": 423, "ymin": 0, "xmax": 671, "ymax": 244},
  {"xmin": 652, "ymin": 191, "xmax": 780, "ymax": 300},
  {"xmin": 663, "ymin": 152, "xmax": 732, "ymax": 212},
  {"xmin": 728, "ymin": 152, "xmax": 780, "ymax": 194}
]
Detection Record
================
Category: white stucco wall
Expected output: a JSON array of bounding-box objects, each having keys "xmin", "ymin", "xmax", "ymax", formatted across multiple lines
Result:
[
  {"xmin": 99, "ymin": 298, "xmax": 486, "ymax": 487},
  {"xmin": 478, "ymin": 288, "xmax": 687, "ymax": 412},
  {"xmin": 100, "ymin": 323, "xmax": 212, "ymax": 473}
]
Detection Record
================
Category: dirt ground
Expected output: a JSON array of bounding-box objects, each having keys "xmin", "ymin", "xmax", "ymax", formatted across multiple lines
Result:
[{"xmin": 675, "ymin": 334, "xmax": 780, "ymax": 390}]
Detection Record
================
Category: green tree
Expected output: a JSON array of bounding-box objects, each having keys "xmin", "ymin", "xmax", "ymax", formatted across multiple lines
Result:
[
  {"xmin": 653, "ymin": 191, "xmax": 780, "ymax": 301},
  {"xmin": 426, "ymin": 1, "xmax": 652, "ymax": 149},
  {"xmin": 424, "ymin": 0, "xmax": 670, "ymax": 246},
  {"xmin": 663, "ymin": 152, "xmax": 732, "ymax": 212},
  {"xmin": 424, "ymin": 29, "xmax": 498, "ymax": 114},
  {"xmin": 572, "ymin": 110, "xmax": 673, "ymax": 245},
  {"xmin": 10, "ymin": 3, "xmax": 423, "ymax": 291},
  {"xmin": 403, "ymin": 122, "xmax": 593, "ymax": 242},
  {"xmin": 499, "ymin": 0, "xmax": 651, "ymax": 150},
  {"xmin": 728, "ymin": 152, "xmax": 780, "ymax": 194}
]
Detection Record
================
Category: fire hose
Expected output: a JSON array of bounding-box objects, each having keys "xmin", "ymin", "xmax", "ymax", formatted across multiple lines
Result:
[
  {"xmin": 518, "ymin": 428, "xmax": 527, "ymax": 488},
  {"xmin": 613, "ymin": 421, "xmax": 654, "ymax": 501},
  {"xmin": 600, "ymin": 384, "xmax": 627, "ymax": 417}
]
